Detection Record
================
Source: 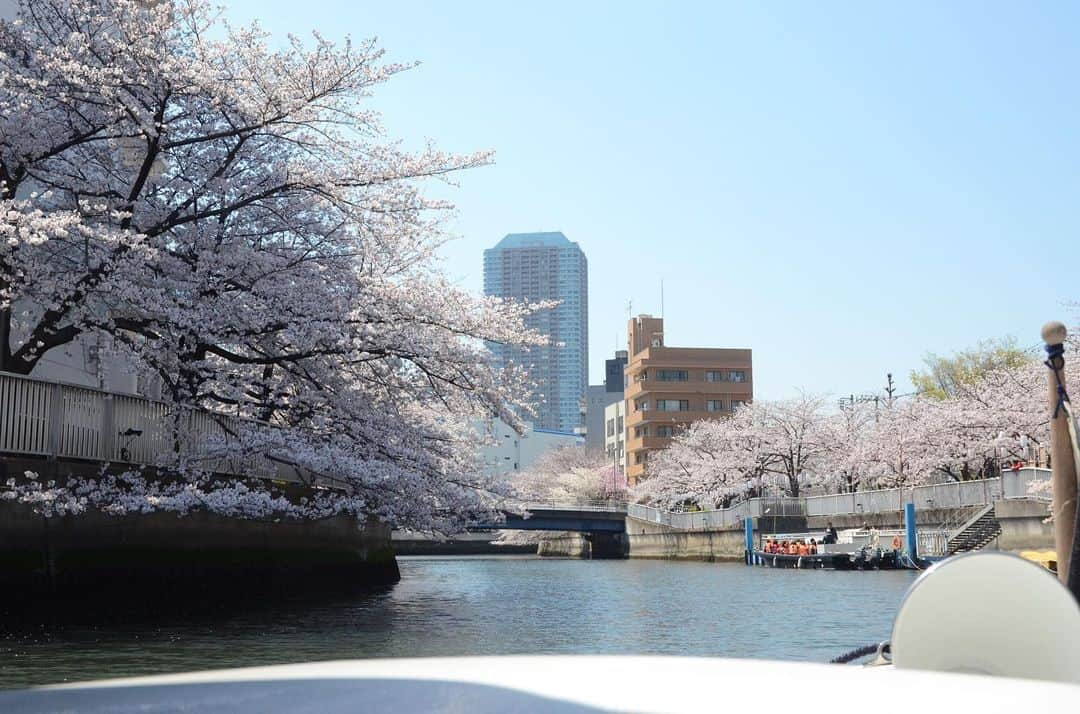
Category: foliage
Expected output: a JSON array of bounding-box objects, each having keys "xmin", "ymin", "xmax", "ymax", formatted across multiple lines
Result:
[
  {"xmin": 639, "ymin": 332, "xmax": 1080, "ymax": 507},
  {"xmin": 0, "ymin": 0, "xmax": 545, "ymax": 531},
  {"xmin": 509, "ymin": 446, "xmax": 624, "ymax": 504},
  {"xmin": 910, "ymin": 337, "xmax": 1030, "ymax": 400}
]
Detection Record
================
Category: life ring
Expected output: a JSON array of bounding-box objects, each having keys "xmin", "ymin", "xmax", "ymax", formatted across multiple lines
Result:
[{"xmin": 892, "ymin": 535, "xmax": 902, "ymax": 550}]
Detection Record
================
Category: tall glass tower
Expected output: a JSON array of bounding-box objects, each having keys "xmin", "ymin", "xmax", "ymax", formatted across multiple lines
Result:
[{"xmin": 483, "ymin": 232, "xmax": 588, "ymax": 433}]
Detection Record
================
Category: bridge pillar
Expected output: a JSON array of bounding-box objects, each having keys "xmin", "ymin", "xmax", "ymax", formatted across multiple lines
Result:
[{"xmin": 584, "ymin": 531, "xmax": 628, "ymax": 559}]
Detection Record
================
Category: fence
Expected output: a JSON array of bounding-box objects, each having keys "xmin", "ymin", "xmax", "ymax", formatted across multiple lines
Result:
[
  {"xmin": 803, "ymin": 477, "xmax": 1011, "ymax": 516},
  {"xmin": 0, "ymin": 370, "xmax": 327, "ymax": 486},
  {"xmin": 628, "ymin": 468, "xmax": 1051, "ymax": 532}
]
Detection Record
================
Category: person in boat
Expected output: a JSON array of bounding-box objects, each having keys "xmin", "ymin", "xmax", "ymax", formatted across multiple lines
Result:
[
  {"xmin": 809, "ymin": 538, "xmax": 818, "ymax": 555},
  {"xmin": 797, "ymin": 541, "xmax": 808, "ymax": 556},
  {"xmin": 823, "ymin": 522, "xmax": 838, "ymax": 544},
  {"xmin": 788, "ymin": 541, "xmax": 799, "ymax": 555},
  {"xmin": 867, "ymin": 523, "xmax": 880, "ymax": 548}
]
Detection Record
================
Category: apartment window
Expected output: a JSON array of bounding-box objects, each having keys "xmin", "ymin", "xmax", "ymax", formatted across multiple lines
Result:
[
  {"xmin": 656, "ymin": 369, "xmax": 688, "ymax": 382},
  {"xmin": 635, "ymin": 399, "xmax": 649, "ymax": 411},
  {"xmin": 635, "ymin": 426, "xmax": 649, "ymax": 438},
  {"xmin": 706, "ymin": 399, "xmax": 724, "ymax": 412},
  {"xmin": 617, "ymin": 416, "xmax": 624, "ymax": 431},
  {"xmin": 655, "ymin": 399, "xmax": 689, "ymax": 412},
  {"xmin": 705, "ymin": 370, "xmax": 723, "ymax": 383},
  {"xmin": 635, "ymin": 370, "xmax": 648, "ymax": 382},
  {"xmin": 657, "ymin": 425, "xmax": 675, "ymax": 437},
  {"xmin": 731, "ymin": 400, "xmax": 746, "ymax": 411},
  {"xmin": 607, "ymin": 419, "xmax": 615, "ymax": 437},
  {"xmin": 728, "ymin": 370, "xmax": 746, "ymax": 383}
]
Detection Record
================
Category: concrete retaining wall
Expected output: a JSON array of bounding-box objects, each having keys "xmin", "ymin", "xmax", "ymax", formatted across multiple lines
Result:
[
  {"xmin": 537, "ymin": 534, "xmax": 591, "ymax": 558},
  {"xmin": 807, "ymin": 507, "xmax": 970, "ymax": 532},
  {"xmin": 994, "ymin": 499, "xmax": 1053, "ymax": 551},
  {"xmin": 624, "ymin": 517, "xmax": 746, "ymax": 561},
  {"xmin": 0, "ymin": 499, "xmax": 399, "ymax": 598}
]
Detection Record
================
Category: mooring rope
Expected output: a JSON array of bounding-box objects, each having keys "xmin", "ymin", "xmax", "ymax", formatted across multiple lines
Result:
[
  {"xmin": 1044, "ymin": 341, "xmax": 1080, "ymax": 472},
  {"xmin": 829, "ymin": 642, "xmax": 888, "ymax": 664}
]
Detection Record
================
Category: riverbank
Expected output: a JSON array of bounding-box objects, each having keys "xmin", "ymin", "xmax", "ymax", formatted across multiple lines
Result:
[
  {"xmin": 392, "ymin": 533, "xmax": 536, "ymax": 556},
  {"xmin": 536, "ymin": 498, "xmax": 1054, "ymax": 562},
  {"xmin": 0, "ymin": 500, "xmax": 399, "ymax": 600}
]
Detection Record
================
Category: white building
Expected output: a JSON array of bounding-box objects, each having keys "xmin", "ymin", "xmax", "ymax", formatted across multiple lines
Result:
[
  {"xmin": 478, "ymin": 418, "xmax": 583, "ymax": 477},
  {"xmin": 603, "ymin": 400, "xmax": 626, "ymax": 479},
  {"xmin": 582, "ymin": 384, "xmax": 622, "ymax": 453}
]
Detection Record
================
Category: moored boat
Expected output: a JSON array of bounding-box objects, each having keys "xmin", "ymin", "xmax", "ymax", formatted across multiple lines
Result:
[{"xmin": 753, "ymin": 547, "xmax": 903, "ymax": 570}]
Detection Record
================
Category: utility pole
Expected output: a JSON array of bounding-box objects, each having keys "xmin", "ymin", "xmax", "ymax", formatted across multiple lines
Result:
[{"xmin": 885, "ymin": 373, "xmax": 896, "ymax": 407}]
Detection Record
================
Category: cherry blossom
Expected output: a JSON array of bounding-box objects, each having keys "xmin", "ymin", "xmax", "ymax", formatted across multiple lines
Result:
[{"xmin": 1, "ymin": 0, "xmax": 547, "ymax": 531}]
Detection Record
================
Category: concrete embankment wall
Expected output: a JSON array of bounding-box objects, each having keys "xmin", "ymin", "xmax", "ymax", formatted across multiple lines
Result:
[
  {"xmin": 618, "ymin": 499, "xmax": 1054, "ymax": 562},
  {"xmin": 623, "ymin": 517, "xmax": 746, "ymax": 561},
  {"xmin": 0, "ymin": 500, "xmax": 399, "ymax": 598},
  {"xmin": 537, "ymin": 534, "xmax": 591, "ymax": 558},
  {"xmin": 807, "ymin": 507, "xmax": 966, "ymax": 532},
  {"xmin": 537, "ymin": 532, "xmax": 628, "ymax": 559},
  {"xmin": 994, "ymin": 499, "xmax": 1053, "ymax": 551},
  {"xmin": 393, "ymin": 536, "xmax": 536, "ymax": 556}
]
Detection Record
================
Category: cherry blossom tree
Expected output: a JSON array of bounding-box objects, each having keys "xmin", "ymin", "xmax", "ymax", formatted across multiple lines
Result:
[
  {"xmin": 509, "ymin": 446, "xmax": 623, "ymax": 504},
  {"xmin": 0, "ymin": 0, "xmax": 547, "ymax": 531},
  {"xmin": 637, "ymin": 332, "xmax": 1080, "ymax": 508},
  {"xmin": 637, "ymin": 394, "xmax": 827, "ymax": 506}
]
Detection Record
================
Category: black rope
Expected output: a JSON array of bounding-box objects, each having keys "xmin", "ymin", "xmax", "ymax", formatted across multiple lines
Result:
[
  {"xmin": 829, "ymin": 642, "xmax": 887, "ymax": 664},
  {"xmin": 1045, "ymin": 342, "xmax": 1069, "ymax": 419}
]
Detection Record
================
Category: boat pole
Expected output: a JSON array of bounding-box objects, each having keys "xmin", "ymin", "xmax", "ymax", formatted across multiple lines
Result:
[
  {"xmin": 1042, "ymin": 321, "xmax": 1079, "ymax": 590},
  {"xmin": 904, "ymin": 502, "xmax": 918, "ymax": 563},
  {"xmin": 744, "ymin": 516, "xmax": 754, "ymax": 566}
]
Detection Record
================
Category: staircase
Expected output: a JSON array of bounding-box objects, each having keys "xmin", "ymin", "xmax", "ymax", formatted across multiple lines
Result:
[{"xmin": 946, "ymin": 504, "xmax": 1002, "ymax": 555}]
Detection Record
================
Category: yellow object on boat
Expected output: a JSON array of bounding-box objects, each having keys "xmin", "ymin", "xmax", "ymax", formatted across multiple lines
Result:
[{"xmin": 1018, "ymin": 550, "xmax": 1057, "ymax": 572}]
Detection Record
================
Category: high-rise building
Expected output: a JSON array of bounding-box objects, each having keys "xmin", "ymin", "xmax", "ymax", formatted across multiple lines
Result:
[
  {"xmin": 605, "ymin": 350, "xmax": 628, "ymax": 392},
  {"xmin": 623, "ymin": 315, "xmax": 753, "ymax": 485},
  {"xmin": 483, "ymin": 232, "xmax": 588, "ymax": 433}
]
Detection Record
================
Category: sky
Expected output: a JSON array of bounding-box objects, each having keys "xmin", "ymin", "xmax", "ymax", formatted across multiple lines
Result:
[{"xmin": 226, "ymin": 0, "xmax": 1080, "ymax": 400}]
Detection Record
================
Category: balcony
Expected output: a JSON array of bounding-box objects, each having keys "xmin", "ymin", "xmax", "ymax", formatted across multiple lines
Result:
[
  {"xmin": 624, "ymin": 380, "xmax": 748, "ymax": 400},
  {"xmin": 625, "ymin": 410, "xmax": 729, "ymax": 430},
  {"xmin": 625, "ymin": 434, "xmax": 672, "ymax": 454}
]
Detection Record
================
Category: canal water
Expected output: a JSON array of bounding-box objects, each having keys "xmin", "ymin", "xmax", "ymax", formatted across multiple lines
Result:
[{"xmin": 0, "ymin": 556, "xmax": 917, "ymax": 689}]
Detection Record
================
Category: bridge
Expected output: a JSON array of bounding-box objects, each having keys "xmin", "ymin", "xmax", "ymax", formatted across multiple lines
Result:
[{"xmin": 470, "ymin": 501, "xmax": 628, "ymax": 533}]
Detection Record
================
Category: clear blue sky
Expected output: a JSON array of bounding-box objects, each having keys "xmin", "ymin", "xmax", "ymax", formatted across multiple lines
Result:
[{"xmin": 231, "ymin": 0, "xmax": 1080, "ymax": 400}]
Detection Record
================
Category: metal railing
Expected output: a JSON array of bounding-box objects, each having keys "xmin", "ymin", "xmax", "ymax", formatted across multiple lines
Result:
[
  {"xmin": 629, "ymin": 468, "xmax": 1051, "ymax": 532},
  {"xmin": 0, "ymin": 370, "xmax": 336, "ymax": 487},
  {"xmin": 519, "ymin": 499, "xmax": 628, "ymax": 513},
  {"xmin": 803, "ymin": 478, "xmax": 1011, "ymax": 516}
]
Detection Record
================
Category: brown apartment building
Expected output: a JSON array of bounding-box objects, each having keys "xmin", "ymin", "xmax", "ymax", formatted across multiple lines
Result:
[{"xmin": 623, "ymin": 315, "xmax": 753, "ymax": 485}]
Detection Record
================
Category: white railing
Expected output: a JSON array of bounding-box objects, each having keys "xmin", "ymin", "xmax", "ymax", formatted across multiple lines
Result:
[
  {"xmin": 628, "ymin": 468, "xmax": 1051, "ymax": 531},
  {"xmin": 803, "ymin": 477, "xmax": 1012, "ymax": 516},
  {"xmin": 0, "ymin": 370, "xmax": 340, "ymax": 487},
  {"xmin": 520, "ymin": 499, "xmax": 628, "ymax": 513}
]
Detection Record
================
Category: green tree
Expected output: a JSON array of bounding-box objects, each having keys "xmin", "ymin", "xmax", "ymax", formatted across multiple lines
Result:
[{"xmin": 910, "ymin": 337, "xmax": 1030, "ymax": 400}]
